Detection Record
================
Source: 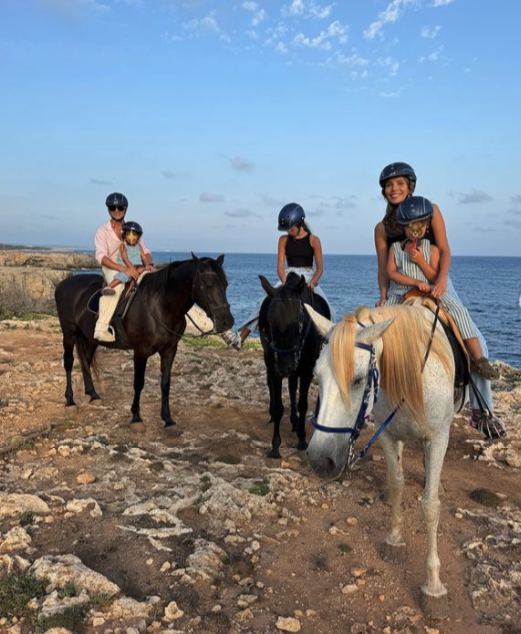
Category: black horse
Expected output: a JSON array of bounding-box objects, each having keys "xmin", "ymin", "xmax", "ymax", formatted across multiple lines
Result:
[
  {"xmin": 54, "ymin": 254, "xmax": 234, "ymax": 428},
  {"xmin": 258, "ymin": 272, "xmax": 330, "ymax": 459}
]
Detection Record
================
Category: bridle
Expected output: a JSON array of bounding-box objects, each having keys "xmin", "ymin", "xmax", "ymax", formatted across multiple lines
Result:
[
  {"xmin": 311, "ymin": 305, "xmax": 440, "ymax": 469},
  {"xmin": 266, "ymin": 298, "xmax": 311, "ymax": 365},
  {"xmin": 141, "ymin": 264, "xmax": 230, "ymax": 338},
  {"xmin": 311, "ymin": 342, "xmax": 382, "ymax": 468},
  {"xmin": 190, "ymin": 268, "xmax": 231, "ymax": 334}
]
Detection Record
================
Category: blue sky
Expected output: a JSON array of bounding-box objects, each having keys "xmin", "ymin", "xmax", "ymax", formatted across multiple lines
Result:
[{"xmin": 1, "ymin": 0, "xmax": 520, "ymax": 255}]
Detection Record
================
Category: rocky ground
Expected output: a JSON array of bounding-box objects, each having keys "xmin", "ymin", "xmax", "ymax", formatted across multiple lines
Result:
[{"xmin": 1, "ymin": 317, "xmax": 520, "ymax": 634}]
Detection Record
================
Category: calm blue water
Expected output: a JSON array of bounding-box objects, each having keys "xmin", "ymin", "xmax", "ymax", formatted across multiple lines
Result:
[{"xmin": 82, "ymin": 250, "xmax": 521, "ymax": 368}]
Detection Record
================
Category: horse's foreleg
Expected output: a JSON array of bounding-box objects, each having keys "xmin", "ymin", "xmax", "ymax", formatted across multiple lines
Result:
[
  {"xmin": 62, "ymin": 335, "xmax": 76, "ymax": 407},
  {"xmin": 420, "ymin": 434, "xmax": 450, "ymax": 619},
  {"xmin": 159, "ymin": 345, "xmax": 178, "ymax": 427},
  {"xmin": 288, "ymin": 373, "xmax": 298, "ymax": 432},
  {"xmin": 379, "ymin": 435, "xmax": 406, "ymax": 562},
  {"xmin": 267, "ymin": 370, "xmax": 284, "ymax": 459},
  {"xmin": 295, "ymin": 372, "xmax": 312, "ymax": 451},
  {"xmin": 130, "ymin": 353, "xmax": 148, "ymax": 424}
]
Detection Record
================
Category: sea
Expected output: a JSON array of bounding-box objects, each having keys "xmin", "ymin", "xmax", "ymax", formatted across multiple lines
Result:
[{"xmin": 81, "ymin": 251, "xmax": 521, "ymax": 369}]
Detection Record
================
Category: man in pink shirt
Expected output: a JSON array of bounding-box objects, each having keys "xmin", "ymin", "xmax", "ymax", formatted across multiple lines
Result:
[{"xmin": 94, "ymin": 192, "xmax": 152, "ymax": 342}]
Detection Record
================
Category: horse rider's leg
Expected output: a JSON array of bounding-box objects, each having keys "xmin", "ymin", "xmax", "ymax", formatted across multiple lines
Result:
[
  {"xmin": 94, "ymin": 283, "xmax": 125, "ymax": 343},
  {"xmin": 288, "ymin": 373, "xmax": 298, "ymax": 432},
  {"xmin": 79, "ymin": 339, "xmax": 101, "ymax": 402},
  {"xmin": 295, "ymin": 371, "xmax": 313, "ymax": 451},
  {"xmin": 379, "ymin": 433, "xmax": 406, "ymax": 563},
  {"xmin": 268, "ymin": 371, "xmax": 284, "ymax": 459},
  {"xmin": 159, "ymin": 344, "xmax": 179, "ymax": 427},
  {"xmin": 420, "ymin": 433, "xmax": 450, "ymax": 619},
  {"xmin": 130, "ymin": 352, "xmax": 148, "ymax": 427},
  {"xmin": 62, "ymin": 333, "xmax": 76, "ymax": 408}
]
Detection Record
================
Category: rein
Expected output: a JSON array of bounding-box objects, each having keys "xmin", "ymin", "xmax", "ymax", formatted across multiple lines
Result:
[
  {"xmin": 312, "ymin": 303, "xmax": 441, "ymax": 468},
  {"xmin": 267, "ymin": 298, "xmax": 312, "ymax": 365},
  {"xmin": 137, "ymin": 266, "xmax": 228, "ymax": 339}
]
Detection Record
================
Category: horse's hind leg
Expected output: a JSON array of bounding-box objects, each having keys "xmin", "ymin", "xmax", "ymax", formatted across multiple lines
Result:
[
  {"xmin": 130, "ymin": 352, "xmax": 148, "ymax": 426},
  {"xmin": 420, "ymin": 434, "xmax": 450, "ymax": 619},
  {"xmin": 78, "ymin": 339, "xmax": 101, "ymax": 402},
  {"xmin": 159, "ymin": 345, "xmax": 178, "ymax": 427},
  {"xmin": 62, "ymin": 333, "xmax": 76, "ymax": 407},
  {"xmin": 379, "ymin": 435, "xmax": 406, "ymax": 563},
  {"xmin": 288, "ymin": 373, "xmax": 298, "ymax": 432}
]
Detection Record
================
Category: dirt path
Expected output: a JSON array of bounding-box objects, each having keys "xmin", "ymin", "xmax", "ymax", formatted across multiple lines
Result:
[{"xmin": 1, "ymin": 318, "xmax": 520, "ymax": 634}]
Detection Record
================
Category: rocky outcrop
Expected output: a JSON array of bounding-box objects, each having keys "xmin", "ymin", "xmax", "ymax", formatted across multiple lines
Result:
[{"xmin": 0, "ymin": 251, "xmax": 98, "ymax": 315}]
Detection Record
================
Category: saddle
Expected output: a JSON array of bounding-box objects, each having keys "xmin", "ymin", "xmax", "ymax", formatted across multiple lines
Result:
[{"xmin": 402, "ymin": 289, "xmax": 470, "ymax": 411}]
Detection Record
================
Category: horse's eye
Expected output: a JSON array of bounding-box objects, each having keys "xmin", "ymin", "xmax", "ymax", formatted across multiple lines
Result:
[{"xmin": 353, "ymin": 377, "xmax": 363, "ymax": 386}]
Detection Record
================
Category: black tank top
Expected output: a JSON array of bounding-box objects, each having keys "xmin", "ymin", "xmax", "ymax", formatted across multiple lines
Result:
[{"xmin": 286, "ymin": 233, "xmax": 314, "ymax": 267}]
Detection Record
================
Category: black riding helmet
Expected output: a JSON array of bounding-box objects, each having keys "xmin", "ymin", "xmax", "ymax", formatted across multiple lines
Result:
[
  {"xmin": 379, "ymin": 162, "xmax": 417, "ymax": 188},
  {"xmin": 121, "ymin": 221, "xmax": 143, "ymax": 237},
  {"xmin": 396, "ymin": 196, "xmax": 434, "ymax": 225},
  {"xmin": 278, "ymin": 203, "xmax": 305, "ymax": 231},
  {"xmin": 105, "ymin": 192, "xmax": 129, "ymax": 208}
]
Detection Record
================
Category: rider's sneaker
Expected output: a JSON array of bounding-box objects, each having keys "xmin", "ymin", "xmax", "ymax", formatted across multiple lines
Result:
[
  {"xmin": 469, "ymin": 412, "xmax": 507, "ymax": 441},
  {"xmin": 102, "ymin": 287, "xmax": 116, "ymax": 296},
  {"xmin": 473, "ymin": 357, "xmax": 500, "ymax": 380},
  {"xmin": 222, "ymin": 330, "xmax": 242, "ymax": 351}
]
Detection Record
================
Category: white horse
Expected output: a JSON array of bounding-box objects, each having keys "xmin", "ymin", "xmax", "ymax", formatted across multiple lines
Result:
[{"xmin": 306, "ymin": 303, "xmax": 456, "ymax": 619}]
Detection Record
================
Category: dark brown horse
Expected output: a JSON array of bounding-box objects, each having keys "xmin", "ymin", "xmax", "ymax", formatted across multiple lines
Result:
[{"xmin": 54, "ymin": 254, "xmax": 234, "ymax": 427}]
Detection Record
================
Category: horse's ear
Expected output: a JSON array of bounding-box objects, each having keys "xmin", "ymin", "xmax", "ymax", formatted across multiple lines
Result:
[
  {"xmin": 356, "ymin": 318, "xmax": 395, "ymax": 346},
  {"xmin": 305, "ymin": 304, "xmax": 335, "ymax": 339},
  {"xmin": 259, "ymin": 275, "xmax": 276, "ymax": 298},
  {"xmin": 191, "ymin": 252, "xmax": 201, "ymax": 266},
  {"xmin": 297, "ymin": 275, "xmax": 307, "ymax": 294},
  {"xmin": 216, "ymin": 253, "xmax": 225, "ymax": 266}
]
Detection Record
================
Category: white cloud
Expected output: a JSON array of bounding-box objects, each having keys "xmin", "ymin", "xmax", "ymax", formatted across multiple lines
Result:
[
  {"xmin": 275, "ymin": 41, "xmax": 288, "ymax": 54},
  {"xmin": 182, "ymin": 11, "xmax": 230, "ymax": 42},
  {"xmin": 418, "ymin": 45, "xmax": 447, "ymax": 63},
  {"xmin": 284, "ymin": 0, "xmax": 305, "ymax": 16},
  {"xmin": 309, "ymin": 2, "xmax": 334, "ymax": 19},
  {"xmin": 241, "ymin": 0, "xmax": 257, "ymax": 10},
  {"xmin": 430, "ymin": 0, "xmax": 455, "ymax": 6},
  {"xmin": 293, "ymin": 20, "xmax": 348, "ymax": 50},
  {"xmin": 200, "ymin": 193, "xmax": 225, "ymax": 202},
  {"xmin": 252, "ymin": 9, "xmax": 267, "ymax": 26},
  {"xmin": 364, "ymin": 0, "xmax": 417, "ymax": 41},
  {"xmin": 420, "ymin": 25, "xmax": 441, "ymax": 38},
  {"xmin": 455, "ymin": 189, "xmax": 493, "ymax": 204},
  {"xmin": 227, "ymin": 156, "xmax": 255, "ymax": 172},
  {"xmin": 225, "ymin": 208, "xmax": 262, "ymax": 218},
  {"xmin": 336, "ymin": 52, "xmax": 368, "ymax": 68},
  {"xmin": 379, "ymin": 55, "xmax": 400, "ymax": 76}
]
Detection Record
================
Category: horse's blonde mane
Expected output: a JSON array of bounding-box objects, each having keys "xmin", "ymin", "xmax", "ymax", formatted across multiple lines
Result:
[{"xmin": 329, "ymin": 305, "xmax": 454, "ymax": 427}]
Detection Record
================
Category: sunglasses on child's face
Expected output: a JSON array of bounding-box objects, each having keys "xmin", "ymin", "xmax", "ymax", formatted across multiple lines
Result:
[{"xmin": 108, "ymin": 205, "xmax": 126, "ymax": 212}]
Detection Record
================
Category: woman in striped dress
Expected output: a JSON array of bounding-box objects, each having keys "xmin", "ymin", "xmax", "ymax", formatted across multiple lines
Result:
[{"xmin": 384, "ymin": 196, "xmax": 506, "ymax": 440}]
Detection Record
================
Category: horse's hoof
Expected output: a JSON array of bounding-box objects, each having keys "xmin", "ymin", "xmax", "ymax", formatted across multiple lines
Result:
[
  {"xmin": 65, "ymin": 404, "xmax": 78, "ymax": 414},
  {"xmin": 164, "ymin": 419, "xmax": 177, "ymax": 427},
  {"xmin": 165, "ymin": 426, "xmax": 182, "ymax": 438},
  {"xmin": 267, "ymin": 449, "xmax": 281, "ymax": 459},
  {"xmin": 130, "ymin": 422, "xmax": 145, "ymax": 433},
  {"xmin": 420, "ymin": 588, "xmax": 449, "ymax": 619},
  {"xmin": 89, "ymin": 398, "xmax": 102, "ymax": 407},
  {"xmin": 381, "ymin": 541, "xmax": 406, "ymax": 563},
  {"xmin": 297, "ymin": 441, "xmax": 308, "ymax": 451}
]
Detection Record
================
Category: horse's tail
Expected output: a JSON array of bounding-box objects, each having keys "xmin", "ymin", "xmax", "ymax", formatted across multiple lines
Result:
[{"xmin": 76, "ymin": 334, "xmax": 101, "ymax": 382}]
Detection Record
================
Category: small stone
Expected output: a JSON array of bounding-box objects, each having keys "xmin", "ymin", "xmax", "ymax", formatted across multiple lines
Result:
[
  {"xmin": 113, "ymin": 483, "xmax": 125, "ymax": 491},
  {"xmin": 378, "ymin": 594, "xmax": 386, "ymax": 602},
  {"xmin": 346, "ymin": 517, "xmax": 358, "ymax": 526},
  {"xmin": 321, "ymin": 504, "xmax": 329, "ymax": 510},
  {"xmin": 306, "ymin": 609, "xmax": 317, "ymax": 617},
  {"xmin": 160, "ymin": 562, "xmax": 171, "ymax": 572},
  {"xmin": 351, "ymin": 567, "xmax": 367, "ymax": 578},
  {"xmin": 146, "ymin": 558, "xmax": 153, "ymax": 565},
  {"xmin": 424, "ymin": 628, "xmax": 439, "ymax": 634},
  {"xmin": 77, "ymin": 473, "xmax": 96, "ymax": 484},
  {"xmin": 211, "ymin": 605, "xmax": 222, "ymax": 613},
  {"xmin": 92, "ymin": 616, "xmax": 105, "ymax": 626},
  {"xmin": 235, "ymin": 608, "xmax": 253, "ymax": 622},
  {"xmin": 455, "ymin": 512, "xmax": 463, "ymax": 519},
  {"xmin": 341, "ymin": 584, "xmax": 359, "ymax": 595},
  {"xmin": 276, "ymin": 616, "xmax": 301, "ymax": 632},
  {"xmin": 280, "ymin": 460, "xmax": 290, "ymax": 468},
  {"xmin": 163, "ymin": 601, "xmax": 184, "ymax": 622}
]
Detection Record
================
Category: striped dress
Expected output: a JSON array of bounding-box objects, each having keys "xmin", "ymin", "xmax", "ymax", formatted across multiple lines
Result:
[{"xmin": 385, "ymin": 240, "xmax": 477, "ymax": 340}]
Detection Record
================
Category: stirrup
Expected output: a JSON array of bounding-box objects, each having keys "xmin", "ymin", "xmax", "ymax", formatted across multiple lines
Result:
[
  {"xmin": 473, "ymin": 357, "xmax": 500, "ymax": 380},
  {"xmin": 222, "ymin": 330, "xmax": 242, "ymax": 351},
  {"xmin": 469, "ymin": 412, "xmax": 507, "ymax": 441}
]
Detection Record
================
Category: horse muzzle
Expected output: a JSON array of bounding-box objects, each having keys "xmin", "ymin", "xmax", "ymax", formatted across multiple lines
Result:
[{"xmin": 307, "ymin": 433, "xmax": 349, "ymax": 480}]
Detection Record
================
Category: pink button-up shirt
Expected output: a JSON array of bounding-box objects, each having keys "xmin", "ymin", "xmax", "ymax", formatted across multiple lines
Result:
[{"xmin": 94, "ymin": 221, "xmax": 151, "ymax": 265}]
